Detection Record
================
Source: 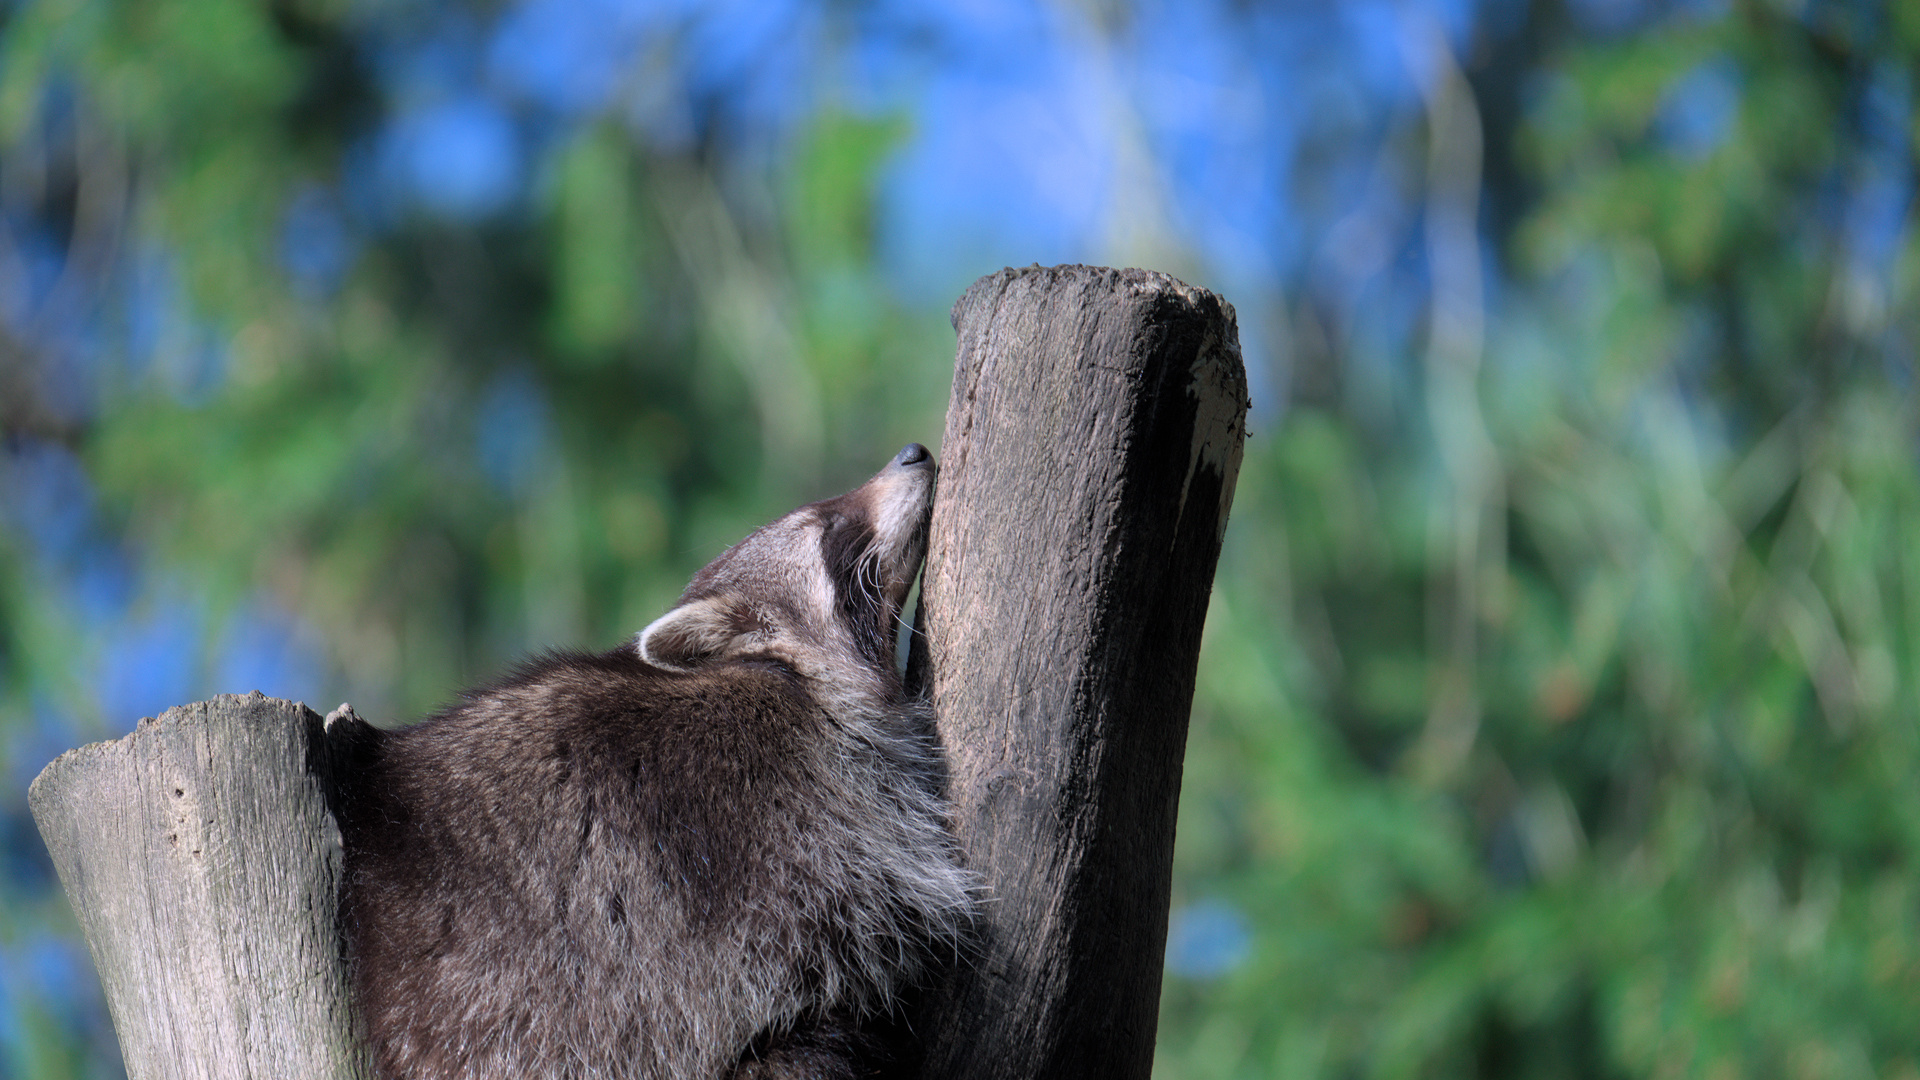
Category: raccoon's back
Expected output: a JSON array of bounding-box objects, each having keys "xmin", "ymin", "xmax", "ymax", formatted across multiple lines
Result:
[{"xmin": 337, "ymin": 650, "xmax": 861, "ymax": 1079}]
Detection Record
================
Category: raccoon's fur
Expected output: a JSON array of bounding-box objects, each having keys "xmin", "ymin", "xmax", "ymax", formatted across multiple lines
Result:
[{"xmin": 335, "ymin": 444, "xmax": 975, "ymax": 1080}]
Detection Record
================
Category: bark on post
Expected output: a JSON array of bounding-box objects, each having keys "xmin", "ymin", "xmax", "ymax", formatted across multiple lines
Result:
[
  {"xmin": 28, "ymin": 693, "xmax": 375, "ymax": 1080},
  {"xmin": 908, "ymin": 265, "xmax": 1248, "ymax": 1080}
]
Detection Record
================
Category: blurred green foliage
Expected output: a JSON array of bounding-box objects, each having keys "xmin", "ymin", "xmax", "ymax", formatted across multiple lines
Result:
[
  {"xmin": 1161, "ymin": 9, "xmax": 1920, "ymax": 1079},
  {"xmin": 1, "ymin": 1, "xmax": 1918, "ymax": 1078}
]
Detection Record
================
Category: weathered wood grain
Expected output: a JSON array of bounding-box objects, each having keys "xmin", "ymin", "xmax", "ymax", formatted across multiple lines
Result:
[
  {"xmin": 907, "ymin": 264, "xmax": 1248, "ymax": 1080},
  {"xmin": 29, "ymin": 692, "xmax": 374, "ymax": 1080}
]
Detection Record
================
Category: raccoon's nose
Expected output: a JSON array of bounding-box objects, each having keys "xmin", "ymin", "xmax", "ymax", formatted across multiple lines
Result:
[{"xmin": 894, "ymin": 443, "xmax": 931, "ymax": 467}]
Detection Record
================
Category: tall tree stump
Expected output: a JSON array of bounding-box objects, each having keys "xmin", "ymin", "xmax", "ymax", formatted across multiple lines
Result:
[{"xmin": 909, "ymin": 264, "xmax": 1247, "ymax": 1080}]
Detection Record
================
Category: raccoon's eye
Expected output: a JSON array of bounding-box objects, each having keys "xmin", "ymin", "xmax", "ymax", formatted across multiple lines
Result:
[
  {"xmin": 818, "ymin": 514, "xmax": 859, "ymax": 558},
  {"xmin": 754, "ymin": 656, "xmax": 799, "ymax": 679},
  {"xmin": 823, "ymin": 511, "xmax": 873, "ymax": 546}
]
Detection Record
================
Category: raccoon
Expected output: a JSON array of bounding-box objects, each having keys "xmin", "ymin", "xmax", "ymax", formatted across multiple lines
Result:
[{"xmin": 334, "ymin": 444, "xmax": 974, "ymax": 1080}]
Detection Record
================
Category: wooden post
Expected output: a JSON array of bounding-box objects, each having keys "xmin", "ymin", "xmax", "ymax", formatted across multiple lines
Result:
[
  {"xmin": 908, "ymin": 265, "xmax": 1248, "ymax": 1080},
  {"xmin": 29, "ymin": 693, "xmax": 375, "ymax": 1080},
  {"xmin": 27, "ymin": 265, "xmax": 1246, "ymax": 1079}
]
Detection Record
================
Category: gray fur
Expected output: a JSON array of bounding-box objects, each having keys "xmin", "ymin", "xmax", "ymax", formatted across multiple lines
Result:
[{"xmin": 337, "ymin": 447, "xmax": 974, "ymax": 1079}]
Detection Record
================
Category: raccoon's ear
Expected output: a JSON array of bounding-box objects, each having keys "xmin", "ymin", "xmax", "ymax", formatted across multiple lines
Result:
[{"xmin": 637, "ymin": 597, "xmax": 745, "ymax": 671}]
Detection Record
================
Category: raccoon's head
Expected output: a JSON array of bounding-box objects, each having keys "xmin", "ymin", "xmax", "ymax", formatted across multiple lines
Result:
[{"xmin": 637, "ymin": 444, "xmax": 935, "ymax": 697}]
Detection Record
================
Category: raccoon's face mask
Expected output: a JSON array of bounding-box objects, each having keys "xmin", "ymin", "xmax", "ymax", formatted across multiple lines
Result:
[{"xmin": 637, "ymin": 444, "xmax": 936, "ymax": 679}]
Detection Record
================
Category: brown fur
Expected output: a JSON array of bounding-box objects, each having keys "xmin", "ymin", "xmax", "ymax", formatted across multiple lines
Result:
[{"xmin": 336, "ymin": 446, "xmax": 973, "ymax": 1079}]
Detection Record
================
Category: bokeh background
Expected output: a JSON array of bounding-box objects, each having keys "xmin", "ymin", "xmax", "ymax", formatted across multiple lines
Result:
[{"xmin": 3, "ymin": 0, "xmax": 1918, "ymax": 1075}]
